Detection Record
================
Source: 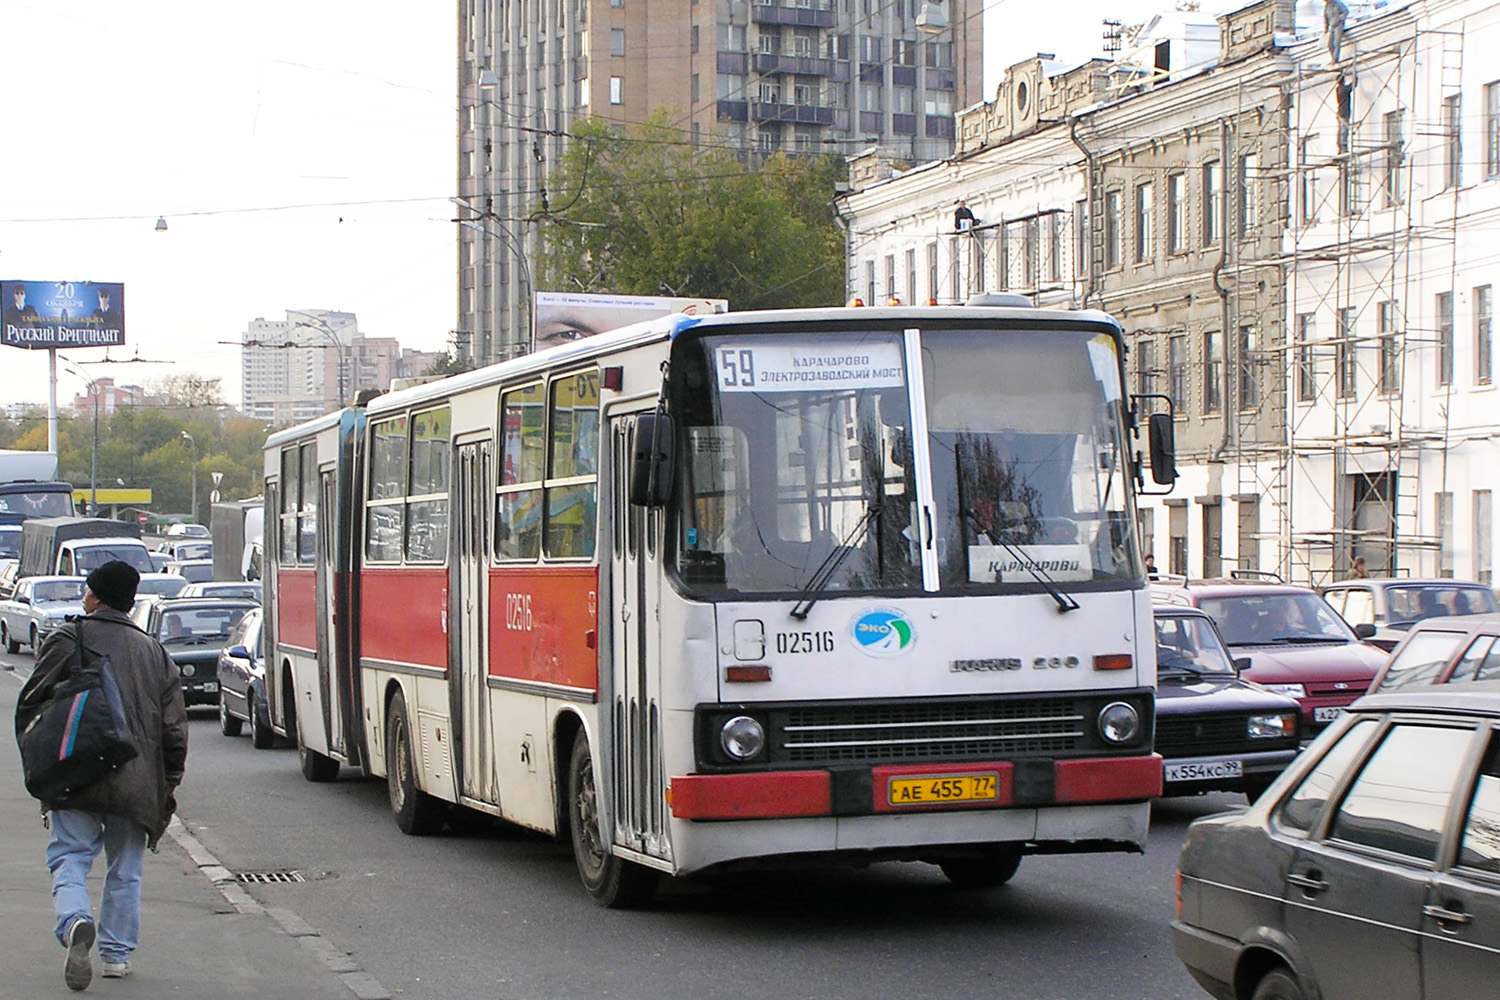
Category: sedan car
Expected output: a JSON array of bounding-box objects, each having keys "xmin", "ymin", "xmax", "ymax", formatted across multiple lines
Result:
[
  {"xmin": 216, "ymin": 607, "xmax": 274, "ymax": 747},
  {"xmin": 163, "ymin": 558, "xmax": 213, "ymax": 583},
  {"xmin": 140, "ymin": 597, "xmax": 258, "ymax": 706},
  {"xmin": 134, "ymin": 572, "xmax": 189, "ymax": 599},
  {"xmin": 1368, "ymin": 612, "xmax": 1500, "ymax": 693},
  {"xmin": 1322, "ymin": 577, "xmax": 1499, "ymax": 652},
  {"xmin": 1173, "ymin": 682, "xmax": 1500, "ymax": 1000},
  {"xmin": 179, "ymin": 581, "xmax": 261, "ymax": 602},
  {"xmin": 0, "ymin": 575, "xmax": 84, "ymax": 654},
  {"xmin": 1153, "ymin": 607, "xmax": 1302, "ymax": 799},
  {"xmin": 1154, "ymin": 580, "xmax": 1386, "ymax": 740}
]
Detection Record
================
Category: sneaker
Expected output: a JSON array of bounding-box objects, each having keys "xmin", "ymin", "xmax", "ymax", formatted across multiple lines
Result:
[
  {"xmin": 64, "ymin": 917, "xmax": 95, "ymax": 991},
  {"xmin": 100, "ymin": 961, "xmax": 132, "ymax": 979}
]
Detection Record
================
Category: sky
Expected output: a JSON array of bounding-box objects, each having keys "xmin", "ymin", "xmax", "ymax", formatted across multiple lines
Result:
[{"xmin": 0, "ymin": 0, "xmax": 1218, "ymax": 412}]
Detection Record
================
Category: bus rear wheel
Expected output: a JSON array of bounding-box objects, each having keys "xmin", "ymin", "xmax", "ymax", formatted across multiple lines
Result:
[
  {"xmin": 386, "ymin": 688, "xmax": 443, "ymax": 835},
  {"xmin": 568, "ymin": 730, "xmax": 658, "ymax": 908},
  {"xmin": 937, "ymin": 850, "xmax": 1022, "ymax": 888}
]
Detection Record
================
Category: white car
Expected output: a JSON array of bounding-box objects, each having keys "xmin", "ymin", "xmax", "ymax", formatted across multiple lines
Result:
[
  {"xmin": 178, "ymin": 581, "xmax": 261, "ymax": 602},
  {"xmin": 0, "ymin": 575, "xmax": 85, "ymax": 654},
  {"xmin": 135, "ymin": 572, "xmax": 190, "ymax": 599}
]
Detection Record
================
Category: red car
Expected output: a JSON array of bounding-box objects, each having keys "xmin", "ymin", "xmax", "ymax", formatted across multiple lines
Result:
[{"xmin": 1153, "ymin": 579, "xmax": 1386, "ymax": 740}]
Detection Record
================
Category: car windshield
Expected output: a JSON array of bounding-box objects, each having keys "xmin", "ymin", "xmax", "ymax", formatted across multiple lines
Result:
[
  {"xmin": 158, "ymin": 606, "xmax": 250, "ymax": 643},
  {"xmin": 1154, "ymin": 614, "xmax": 1236, "ymax": 675},
  {"xmin": 33, "ymin": 580, "xmax": 83, "ymax": 603},
  {"xmin": 136, "ymin": 577, "xmax": 187, "ymax": 597},
  {"xmin": 1375, "ymin": 630, "xmax": 1468, "ymax": 691},
  {"xmin": 75, "ymin": 545, "xmax": 155, "ymax": 574},
  {"xmin": 1385, "ymin": 585, "xmax": 1498, "ymax": 623},
  {"xmin": 1198, "ymin": 592, "xmax": 1354, "ymax": 646},
  {"xmin": 0, "ymin": 527, "xmax": 20, "ymax": 560}
]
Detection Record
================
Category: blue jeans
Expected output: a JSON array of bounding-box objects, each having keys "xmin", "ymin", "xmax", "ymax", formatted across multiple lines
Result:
[{"xmin": 46, "ymin": 809, "xmax": 146, "ymax": 963}]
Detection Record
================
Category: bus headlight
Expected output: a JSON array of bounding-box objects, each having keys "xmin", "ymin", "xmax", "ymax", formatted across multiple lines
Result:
[
  {"xmin": 1098, "ymin": 702, "xmax": 1140, "ymax": 744},
  {"xmin": 720, "ymin": 716, "xmax": 766, "ymax": 761}
]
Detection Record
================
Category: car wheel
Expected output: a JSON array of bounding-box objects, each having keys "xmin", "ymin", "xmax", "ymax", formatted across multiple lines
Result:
[
  {"xmin": 2, "ymin": 621, "xmax": 16, "ymax": 655},
  {"xmin": 250, "ymin": 691, "xmax": 275, "ymax": 750},
  {"xmin": 219, "ymin": 697, "xmax": 243, "ymax": 737},
  {"xmin": 937, "ymin": 850, "xmax": 1022, "ymax": 888},
  {"xmin": 1251, "ymin": 968, "xmax": 1307, "ymax": 1000},
  {"xmin": 568, "ymin": 729, "xmax": 658, "ymax": 908},
  {"xmin": 386, "ymin": 687, "xmax": 444, "ymax": 835}
]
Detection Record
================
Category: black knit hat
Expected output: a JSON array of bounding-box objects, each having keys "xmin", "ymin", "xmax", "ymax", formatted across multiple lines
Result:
[{"xmin": 85, "ymin": 560, "xmax": 140, "ymax": 612}]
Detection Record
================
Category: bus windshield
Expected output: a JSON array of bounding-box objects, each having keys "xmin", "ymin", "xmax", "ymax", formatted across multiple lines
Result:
[
  {"xmin": 672, "ymin": 326, "xmax": 1138, "ymax": 596},
  {"xmin": 0, "ymin": 488, "xmax": 74, "ymax": 519}
]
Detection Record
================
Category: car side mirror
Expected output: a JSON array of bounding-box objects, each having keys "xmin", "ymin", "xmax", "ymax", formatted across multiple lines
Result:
[
  {"xmin": 1353, "ymin": 623, "xmax": 1376, "ymax": 640},
  {"xmin": 1232, "ymin": 656, "xmax": 1252, "ymax": 672},
  {"xmin": 16, "ymin": 595, "xmax": 28, "ymax": 605},
  {"xmin": 227, "ymin": 644, "xmax": 250, "ymax": 658}
]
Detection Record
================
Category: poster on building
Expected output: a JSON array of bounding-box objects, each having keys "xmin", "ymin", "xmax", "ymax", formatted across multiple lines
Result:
[
  {"xmin": 533, "ymin": 291, "xmax": 727, "ymax": 353},
  {"xmin": 1, "ymin": 280, "xmax": 125, "ymax": 350}
]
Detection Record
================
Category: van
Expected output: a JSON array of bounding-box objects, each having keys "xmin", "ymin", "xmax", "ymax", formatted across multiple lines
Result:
[{"xmin": 19, "ymin": 516, "xmax": 154, "ymax": 578}]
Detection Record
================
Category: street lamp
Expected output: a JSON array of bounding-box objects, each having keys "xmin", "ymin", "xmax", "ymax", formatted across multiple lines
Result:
[
  {"xmin": 288, "ymin": 309, "xmax": 350, "ymax": 408},
  {"xmin": 181, "ymin": 431, "xmax": 197, "ymax": 525},
  {"xmin": 59, "ymin": 359, "xmax": 100, "ymax": 516}
]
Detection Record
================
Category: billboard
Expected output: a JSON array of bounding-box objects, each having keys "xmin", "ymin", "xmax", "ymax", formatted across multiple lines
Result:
[
  {"xmin": 2, "ymin": 280, "xmax": 125, "ymax": 350},
  {"xmin": 533, "ymin": 291, "xmax": 726, "ymax": 353}
]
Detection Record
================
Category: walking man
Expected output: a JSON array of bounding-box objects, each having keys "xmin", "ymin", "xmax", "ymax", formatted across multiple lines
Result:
[{"xmin": 16, "ymin": 560, "xmax": 188, "ymax": 990}]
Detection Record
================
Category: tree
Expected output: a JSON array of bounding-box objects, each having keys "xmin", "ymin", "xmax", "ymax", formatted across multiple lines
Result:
[
  {"xmin": 537, "ymin": 113, "xmax": 846, "ymax": 310},
  {"xmin": 148, "ymin": 373, "xmax": 225, "ymax": 410}
]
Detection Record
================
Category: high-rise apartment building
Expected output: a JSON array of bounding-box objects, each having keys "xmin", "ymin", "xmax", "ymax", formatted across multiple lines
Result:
[
  {"xmin": 456, "ymin": 0, "xmax": 983, "ymax": 366},
  {"xmin": 241, "ymin": 310, "xmax": 362, "ymax": 423}
]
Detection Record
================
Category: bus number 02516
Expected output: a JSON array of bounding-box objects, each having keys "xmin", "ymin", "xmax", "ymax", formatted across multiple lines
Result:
[{"xmin": 777, "ymin": 630, "xmax": 836, "ymax": 654}]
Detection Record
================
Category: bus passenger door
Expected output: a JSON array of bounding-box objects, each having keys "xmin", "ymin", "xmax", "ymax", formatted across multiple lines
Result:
[
  {"xmin": 608, "ymin": 413, "xmax": 670, "ymax": 861},
  {"xmin": 316, "ymin": 467, "xmax": 342, "ymax": 756},
  {"xmin": 452, "ymin": 439, "xmax": 494, "ymax": 805}
]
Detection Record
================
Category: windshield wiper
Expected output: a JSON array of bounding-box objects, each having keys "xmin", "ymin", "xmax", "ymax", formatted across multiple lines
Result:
[
  {"xmin": 1269, "ymin": 635, "xmax": 1347, "ymax": 644},
  {"xmin": 789, "ymin": 501, "xmax": 881, "ymax": 621},
  {"xmin": 964, "ymin": 507, "xmax": 1080, "ymax": 614}
]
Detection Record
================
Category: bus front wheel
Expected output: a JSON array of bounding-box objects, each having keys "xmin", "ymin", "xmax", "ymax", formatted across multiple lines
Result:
[
  {"xmin": 386, "ymin": 689, "xmax": 443, "ymax": 835},
  {"xmin": 568, "ymin": 730, "xmax": 658, "ymax": 908}
]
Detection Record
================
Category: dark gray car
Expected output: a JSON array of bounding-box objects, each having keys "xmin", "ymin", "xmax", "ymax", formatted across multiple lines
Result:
[{"xmin": 1172, "ymin": 682, "xmax": 1500, "ymax": 1000}]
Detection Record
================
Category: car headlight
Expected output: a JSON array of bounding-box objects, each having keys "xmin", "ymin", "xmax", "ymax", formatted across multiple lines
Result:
[
  {"xmin": 1247, "ymin": 713, "xmax": 1297, "ymax": 739},
  {"xmin": 720, "ymin": 716, "xmax": 766, "ymax": 761},
  {"xmin": 1098, "ymin": 701, "xmax": 1141, "ymax": 744},
  {"xmin": 180, "ymin": 663, "xmax": 196, "ymax": 678},
  {"xmin": 1260, "ymin": 683, "xmax": 1307, "ymax": 698}
]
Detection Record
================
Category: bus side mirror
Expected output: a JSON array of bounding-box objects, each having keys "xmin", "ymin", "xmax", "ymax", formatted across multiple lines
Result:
[
  {"xmin": 1148, "ymin": 413, "xmax": 1177, "ymax": 486},
  {"xmin": 629, "ymin": 412, "xmax": 675, "ymax": 507}
]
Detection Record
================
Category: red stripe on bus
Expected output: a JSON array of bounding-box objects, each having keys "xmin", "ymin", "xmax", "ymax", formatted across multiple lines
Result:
[
  {"xmin": 669, "ymin": 772, "xmax": 832, "ymax": 820},
  {"xmin": 1054, "ymin": 754, "xmax": 1164, "ymax": 802},
  {"xmin": 488, "ymin": 566, "xmax": 598, "ymax": 692},
  {"xmin": 362, "ymin": 567, "xmax": 448, "ymax": 669},
  {"xmin": 276, "ymin": 569, "xmax": 318, "ymax": 650}
]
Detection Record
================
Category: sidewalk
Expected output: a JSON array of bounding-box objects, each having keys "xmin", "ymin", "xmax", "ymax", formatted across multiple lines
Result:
[{"xmin": 1, "ymin": 667, "xmax": 375, "ymax": 999}]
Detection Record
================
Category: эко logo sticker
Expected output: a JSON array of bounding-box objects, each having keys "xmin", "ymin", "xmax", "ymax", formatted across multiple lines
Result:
[{"xmin": 850, "ymin": 608, "xmax": 915, "ymax": 656}]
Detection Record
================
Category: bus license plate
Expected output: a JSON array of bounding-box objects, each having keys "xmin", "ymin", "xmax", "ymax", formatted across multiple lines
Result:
[
  {"xmin": 1165, "ymin": 759, "xmax": 1243, "ymax": 782},
  {"xmin": 1313, "ymin": 706, "xmax": 1344, "ymax": 723},
  {"xmin": 888, "ymin": 773, "xmax": 999, "ymax": 807}
]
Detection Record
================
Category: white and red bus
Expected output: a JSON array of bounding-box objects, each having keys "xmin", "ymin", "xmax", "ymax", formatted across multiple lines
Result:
[{"xmin": 264, "ymin": 301, "xmax": 1175, "ymax": 906}]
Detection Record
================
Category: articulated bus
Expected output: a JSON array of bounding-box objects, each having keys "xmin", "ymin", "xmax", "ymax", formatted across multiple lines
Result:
[{"xmin": 263, "ymin": 301, "xmax": 1176, "ymax": 906}]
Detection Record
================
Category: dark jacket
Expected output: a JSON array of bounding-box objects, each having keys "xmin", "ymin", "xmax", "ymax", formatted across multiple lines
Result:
[{"xmin": 17, "ymin": 608, "xmax": 188, "ymax": 848}]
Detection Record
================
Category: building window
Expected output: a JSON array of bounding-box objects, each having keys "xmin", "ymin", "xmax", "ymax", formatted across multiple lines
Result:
[
  {"xmin": 1204, "ymin": 330, "xmax": 1223, "ymax": 413},
  {"xmin": 1237, "ymin": 152, "xmax": 1258, "ymax": 235},
  {"xmin": 1438, "ymin": 491, "xmax": 1455, "ymax": 578},
  {"xmin": 1487, "ymin": 81, "xmax": 1500, "ymax": 179},
  {"xmin": 1437, "ymin": 292, "xmax": 1454, "ymax": 386},
  {"xmin": 1338, "ymin": 307, "xmax": 1357, "ymax": 397},
  {"xmin": 865, "ymin": 259, "xmax": 876, "ymax": 307},
  {"xmin": 1202, "ymin": 159, "xmax": 1221, "ymax": 245},
  {"xmin": 1478, "ymin": 285, "xmax": 1495, "ymax": 385},
  {"xmin": 1169, "ymin": 334, "xmax": 1187, "ymax": 412},
  {"xmin": 1166, "ymin": 172, "xmax": 1186, "ymax": 253},
  {"xmin": 1478, "ymin": 490, "xmax": 1494, "ymax": 585},
  {"xmin": 1133, "ymin": 182, "xmax": 1154, "ymax": 263},
  {"xmin": 610, "ymin": 27, "xmax": 625, "ymax": 56},
  {"xmin": 1169, "ymin": 504, "xmax": 1188, "ymax": 577},
  {"xmin": 892, "ymin": 86, "xmax": 916, "ymax": 113},
  {"xmin": 1047, "ymin": 212, "xmax": 1063, "ymax": 282},
  {"xmin": 1237, "ymin": 325, "xmax": 1257, "ymax": 409},
  {"xmin": 1297, "ymin": 312, "xmax": 1317, "ymax": 401},
  {"xmin": 1103, "ymin": 189, "xmax": 1122, "ymax": 270},
  {"xmin": 1073, "ymin": 200, "xmax": 1087, "ymax": 277},
  {"xmin": 690, "ymin": 24, "xmax": 700, "ymax": 54},
  {"xmin": 719, "ymin": 23, "xmax": 747, "ymax": 50},
  {"xmin": 609, "ymin": 76, "xmax": 624, "ymax": 104},
  {"xmin": 884, "ymin": 254, "xmax": 896, "ymax": 302},
  {"xmin": 1299, "ymin": 139, "xmax": 1317, "ymax": 225},
  {"xmin": 1136, "ymin": 337, "xmax": 1157, "ymax": 397},
  {"xmin": 1382, "ymin": 110, "xmax": 1403, "ymax": 207},
  {"xmin": 1237, "ymin": 498, "xmax": 1259, "ymax": 572},
  {"xmin": 691, "ymin": 73, "xmax": 700, "ymax": 103},
  {"xmin": 1378, "ymin": 300, "xmax": 1399, "ymax": 394},
  {"xmin": 1443, "ymin": 94, "xmax": 1462, "ymax": 190},
  {"xmin": 905, "ymin": 248, "xmax": 916, "ymax": 308},
  {"xmin": 927, "ymin": 241, "xmax": 938, "ymax": 303},
  {"xmin": 1202, "ymin": 502, "xmax": 1222, "ymax": 578}
]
